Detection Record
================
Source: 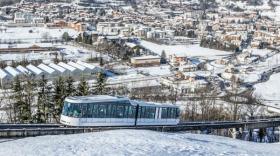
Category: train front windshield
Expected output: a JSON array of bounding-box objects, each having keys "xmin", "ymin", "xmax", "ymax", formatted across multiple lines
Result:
[{"xmin": 62, "ymin": 102, "xmax": 81, "ymax": 118}]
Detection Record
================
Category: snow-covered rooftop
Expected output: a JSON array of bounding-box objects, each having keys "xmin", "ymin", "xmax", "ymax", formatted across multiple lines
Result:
[
  {"xmin": 68, "ymin": 61, "xmax": 86, "ymax": 71},
  {"xmin": 16, "ymin": 65, "xmax": 30, "ymax": 74},
  {"xmin": 49, "ymin": 63, "xmax": 66, "ymax": 73},
  {"xmin": 58, "ymin": 62, "xmax": 76, "ymax": 72},
  {"xmin": 26, "ymin": 64, "xmax": 43, "ymax": 75},
  {"xmin": 4, "ymin": 66, "xmax": 20, "ymax": 77},
  {"xmin": 131, "ymin": 55, "xmax": 160, "ymax": 60},
  {"xmin": 37, "ymin": 64, "xmax": 56, "ymax": 74},
  {"xmin": 76, "ymin": 61, "xmax": 96, "ymax": 70},
  {"xmin": 0, "ymin": 69, "xmax": 9, "ymax": 79}
]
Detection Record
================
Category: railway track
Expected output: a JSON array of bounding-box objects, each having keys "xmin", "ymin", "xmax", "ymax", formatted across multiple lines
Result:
[
  {"xmin": 0, "ymin": 118, "xmax": 279, "ymax": 138},
  {"xmin": 0, "ymin": 124, "xmax": 62, "ymax": 129},
  {"xmin": 1, "ymin": 118, "xmax": 280, "ymax": 130}
]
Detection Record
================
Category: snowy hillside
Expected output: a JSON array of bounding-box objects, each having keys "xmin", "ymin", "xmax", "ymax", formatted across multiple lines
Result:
[
  {"xmin": 254, "ymin": 72, "xmax": 280, "ymax": 108},
  {"xmin": 0, "ymin": 130, "xmax": 279, "ymax": 156}
]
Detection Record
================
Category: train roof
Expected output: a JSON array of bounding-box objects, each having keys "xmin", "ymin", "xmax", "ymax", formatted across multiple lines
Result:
[
  {"xmin": 130, "ymin": 100, "xmax": 178, "ymax": 108},
  {"xmin": 65, "ymin": 95, "xmax": 129, "ymax": 103},
  {"xmin": 65, "ymin": 95, "xmax": 178, "ymax": 108}
]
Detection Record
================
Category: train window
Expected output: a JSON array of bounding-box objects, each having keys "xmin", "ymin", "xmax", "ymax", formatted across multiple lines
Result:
[
  {"xmin": 138, "ymin": 106, "xmax": 156, "ymax": 119},
  {"xmin": 140, "ymin": 106, "xmax": 146, "ymax": 118},
  {"xmin": 124, "ymin": 106, "xmax": 129, "ymax": 118},
  {"xmin": 176, "ymin": 108, "xmax": 180, "ymax": 118},
  {"xmin": 174, "ymin": 108, "xmax": 178, "ymax": 118},
  {"xmin": 86, "ymin": 104, "xmax": 93, "ymax": 118},
  {"xmin": 128, "ymin": 106, "xmax": 136, "ymax": 118},
  {"xmin": 161, "ymin": 107, "xmax": 168, "ymax": 119},
  {"xmin": 98, "ymin": 104, "xmax": 107, "ymax": 118},
  {"xmin": 138, "ymin": 107, "xmax": 142, "ymax": 118},
  {"xmin": 72, "ymin": 103, "xmax": 82, "ymax": 118},
  {"xmin": 173, "ymin": 108, "xmax": 176, "ymax": 118},
  {"xmin": 62, "ymin": 102, "xmax": 72, "ymax": 116},
  {"xmin": 92, "ymin": 104, "xmax": 99, "ymax": 118},
  {"xmin": 111, "ymin": 104, "xmax": 117, "ymax": 118},
  {"xmin": 106, "ymin": 103, "xmax": 112, "ymax": 118},
  {"xmin": 167, "ymin": 108, "xmax": 172, "ymax": 118},
  {"xmin": 81, "ymin": 104, "xmax": 87, "ymax": 118},
  {"xmin": 62, "ymin": 103, "xmax": 67, "ymax": 115},
  {"xmin": 171, "ymin": 108, "xmax": 175, "ymax": 118},
  {"xmin": 149, "ymin": 107, "xmax": 156, "ymax": 118},
  {"xmin": 116, "ymin": 105, "xmax": 125, "ymax": 118}
]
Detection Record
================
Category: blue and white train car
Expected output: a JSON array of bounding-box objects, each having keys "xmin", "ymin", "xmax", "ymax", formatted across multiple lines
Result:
[{"xmin": 60, "ymin": 95, "xmax": 180, "ymax": 126}]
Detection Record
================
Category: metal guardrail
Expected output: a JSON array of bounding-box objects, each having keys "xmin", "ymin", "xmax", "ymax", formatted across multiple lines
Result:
[{"xmin": 0, "ymin": 124, "xmax": 61, "ymax": 129}]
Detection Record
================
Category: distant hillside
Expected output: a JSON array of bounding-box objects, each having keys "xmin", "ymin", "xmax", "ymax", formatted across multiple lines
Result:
[{"xmin": 0, "ymin": 0, "xmax": 20, "ymax": 7}]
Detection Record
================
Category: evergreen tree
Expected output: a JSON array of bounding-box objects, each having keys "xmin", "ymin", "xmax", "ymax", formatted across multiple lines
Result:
[
  {"xmin": 22, "ymin": 76, "xmax": 35, "ymax": 122},
  {"xmin": 62, "ymin": 32, "xmax": 70, "ymax": 42},
  {"xmin": 12, "ymin": 76, "xmax": 24, "ymax": 123},
  {"xmin": 36, "ymin": 75, "xmax": 51, "ymax": 123},
  {"xmin": 95, "ymin": 72, "xmax": 107, "ymax": 95},
  {"xmin": 65, "ymin": 76, "xmax": 75, "ymax": 97},
  {"xmin": 53, "ymin": 77, "xmax": 65, "ymax": 122},
  {"xmin": 12, "ymin": 76, "xmax": 32, "ymax": 123},
  {"xmin": 45, "ymin": 82, "xmax": 54, "ymax": 122},
  {"xmin": 135, "ymin": 47, "xmax": 141, "ymax": 56},
  {"xmin": 160, "ymin": 50, "xmax": 167, "ymax": 64},
  {"xmin": 99, "ymin": 56, "xmax": 104, "ymax": 66},
  {"xmin": 88, "ymin": 35, "xmax": 93, "ymax": 45},
  {"xmin": 76, "ymin": 77, "xmax": 89, "ymax": 96},
  {"xmin": 76, "ymin": 34, "xmax": 83, "ymax": 43}
]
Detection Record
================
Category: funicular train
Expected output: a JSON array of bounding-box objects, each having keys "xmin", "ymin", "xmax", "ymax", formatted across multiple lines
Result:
[{"xmin": 60, "ymin": 95, "xmax": 180, "ymax": 126}]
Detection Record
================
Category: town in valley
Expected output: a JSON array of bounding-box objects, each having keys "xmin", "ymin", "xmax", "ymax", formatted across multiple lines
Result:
[{"xmin": 0, "ymin": 0, "xmax": 280, "ymax": 155}]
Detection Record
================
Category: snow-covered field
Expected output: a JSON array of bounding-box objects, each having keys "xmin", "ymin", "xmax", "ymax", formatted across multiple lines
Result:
[
  {"xmin": 0, "ymin": 44, "xmax": 95, "ymax": 62},
  {"xmin": 140, "ymin": 40, "xmax": 232, "ymax": 58},
  {"xmin": 0, "ymin": 130, "xmax": 278, "ymax": 156},
  {"xmin": 0, "ymin": 27, "xmax": 78, "ymax": 41},
  {"xmin": 261, "ymin": 6, "xmax": 280, "ymax": 22}
]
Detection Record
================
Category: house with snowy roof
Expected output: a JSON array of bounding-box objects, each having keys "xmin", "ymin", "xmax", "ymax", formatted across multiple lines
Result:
[{"xmin": 131, "ymin": 55, "xmax": 161, "ymax": 67}]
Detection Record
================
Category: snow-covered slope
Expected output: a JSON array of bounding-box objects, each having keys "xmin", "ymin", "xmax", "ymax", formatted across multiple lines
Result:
[
  {"xmin": 254, "ymin": 72, "xmax": 280, "ymax": 108},
  {"xmin": 0, "ymin": 130, "xmax": 278, "ymax": 156}
]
